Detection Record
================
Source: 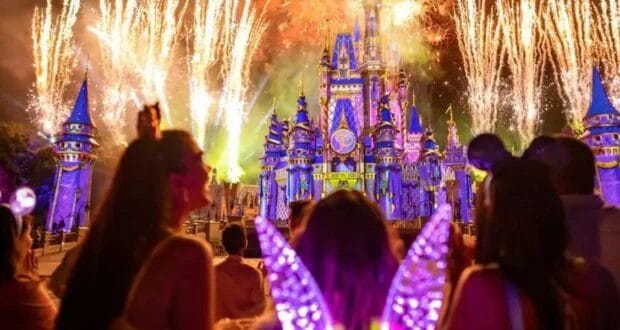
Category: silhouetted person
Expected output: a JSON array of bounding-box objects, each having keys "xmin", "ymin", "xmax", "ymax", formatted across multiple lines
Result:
[
  {"xmin": 288, "ymin": 200, "xmax": 312, "ymax": 235},
  {"xmin": 526, "ymin": 136, "xmax": 620, "ymax": 328},
  {"xmin": 215, "ymin": 224, "xmax": 265, "ymax": 321},
  {"xmin": 467, "ymin": 133, "xmax": 513, "ymax": 174},
  {"xmin": 0, "ymin": 207, "xmax": 56, "ymax": 329},
  {"xmin": 445, "ymin": 160, "xmax": 607, "ymax": 329}
]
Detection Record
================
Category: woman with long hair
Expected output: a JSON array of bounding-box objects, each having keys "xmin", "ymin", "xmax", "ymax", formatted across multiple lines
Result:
[
  {"xmin": 56, "ymin": 138, "xmax": 170, "ymax": 330},
  {"xmin": 445, "ymin": 159, "xmax": 591, "ymax": 329},
  {"xmin": 0, "ymin": 206, "xmax": 56, "ymax": 329},
  {"xmin": 294, "ymin": 189, "xmax": 399, "ymax": 329},
  {"xmin": 124, "ymin": 130, "xmax": 215, "ymax": 330}
]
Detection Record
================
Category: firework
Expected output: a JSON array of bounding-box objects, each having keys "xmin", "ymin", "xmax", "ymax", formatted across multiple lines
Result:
[
  {"xmin": 189, "ymin": 0, "xmax": 226, "ymax": 149},
  {"xmin": 594, "ymin": 0, "xmax": 620, "ymax": 110},
  {"xmin": 454, "ymin": 0, "xmax": 505, "ymax": 134},
  {"xmin": 91, "ymin": 0, "xmax": 138, "ymax": 145},
  {"xmin": 90, "ymin": 0, "xmax": 186, "ymax": 133},
  {"xmin": 543, "ymin": 0, "xmax": 594, "ymax": 132},
  {"xmin": 497, "ymin": 0, "xmax": 546, "ymax": 147},
  {"xmin": 217, "ymin": 0, "xmax": 268, "ymax": 182},
  {"xmin": 31, "ymin": 0, "xmax": 81, "ymax": 137}
]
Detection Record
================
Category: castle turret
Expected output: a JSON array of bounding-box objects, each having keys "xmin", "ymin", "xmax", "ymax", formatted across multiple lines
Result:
[
  {"xmin": 373, "ymin": 93, "xmax": 402, "ymax": 219},
  {"xmin": 319, "ymin": 33, "xmax": 332, "ymax": 141},
  {"xmin": 581, "ymin": 68, "xmax": 620, "ymax": 206},
  {"xmin": 47, "ymin": 78, "xmax": 98, "ymax": 232},
  {"xmin": 418, "ymin": 127, "xmax": 443, "ymax": 217},
  {"xmin": 287, "ymin": 84, "xmax": 315, "ymax": 202},
  {"xmin": 361, "ymin": 0, "xmax": 386, "ymax": 128},
  {"xmin": 259, "ymin": 102, "xmax": 286, "ymax": 221},
  {"xmin": 353, "ymin": 17, "xmax": 363, "ymax": 62},
  {"xmin": 404, "ymin": 106, "xmax": 423, "ymax": 163},
  {"xmin": 443, "ymin": 108, "xmax": 472, "ymax": 222}
]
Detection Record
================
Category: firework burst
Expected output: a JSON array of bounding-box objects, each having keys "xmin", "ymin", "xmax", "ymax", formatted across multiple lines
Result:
[
  {"xmin": 594, "ymin": 0, "xmax": 620, "ymax": 110},
  {"xmin": 189, "ymin": 0, "xmax": 226, "ymax": 149},
  {"xmin": 454, "ymin": 0, "xmax": 505, "ymax": 134},
  {"xmin": 217, "ymin": 0, "xmax": 268, "ymax": 182},
  {"xmin": 497, "ymin": 0, "xmax": 546, "ymax": 147},
  {"xmin": 543, "ymin": 0, "xmax": 594, "ymax": 132},
  {"xmin": 30, "ymin": 0, "xmax": 81, "ymax": 137}
]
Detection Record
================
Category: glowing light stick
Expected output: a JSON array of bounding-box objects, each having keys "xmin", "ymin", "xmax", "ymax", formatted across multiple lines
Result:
[
  {"xmin": 254, "ymin": 216, "xmax": 334, "ymax": 330},
  {"xmin": 6, "ymin": 187, "xmax": 37, "ymax": 234},
  {"xmin": 380, "ymin": 203, "xmax": 452, "ymax": 330}
]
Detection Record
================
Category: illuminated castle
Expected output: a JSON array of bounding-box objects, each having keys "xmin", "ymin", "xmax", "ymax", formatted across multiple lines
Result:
[
  {"xmin": 47, "ymin": 78, "xmax": 98, "ymax": 231},
  {"xmin": 581, "ymin": 69, "xmax": 620, "ymax": 206},
  {"xmin": 259, "ymin": 0, "xmax": 472, "ymax": 221}
]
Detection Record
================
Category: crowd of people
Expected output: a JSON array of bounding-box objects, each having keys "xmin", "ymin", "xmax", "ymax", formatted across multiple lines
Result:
[{"xmin": 0, "ymin": 104, "xmax": 618, "ymax": 329}]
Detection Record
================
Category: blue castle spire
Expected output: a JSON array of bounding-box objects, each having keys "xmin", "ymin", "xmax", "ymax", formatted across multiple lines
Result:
[
  {"xmin": 65, "ymin": 79, "xmax": 93, "ymax": 126},
  {"xmin": 47, "ymin": 77, "xmax": 98, "ymax": 232},
  {"xmin": 586, "ymin": 68, "xmax": 619, "ymax": 118},
  {"xmin": 581, "ymin": 67, "xmax": 620, "ymax": 206},
  {"xmin": 354, "ymin": 17, "xmax": 362, "ymax": 42},
  {"xmin": 408, "ymin": 106, "xmax": 423, "ymax": 134}
]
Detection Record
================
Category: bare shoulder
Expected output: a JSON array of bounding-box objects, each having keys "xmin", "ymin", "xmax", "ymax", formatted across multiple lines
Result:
[
  {"xmin": 456, "ymin": 265, "xmax": 503, "ymax": 297},
  {"xmin": 154, "ymin": 235, "xmax": 213, "ymax": 263}
]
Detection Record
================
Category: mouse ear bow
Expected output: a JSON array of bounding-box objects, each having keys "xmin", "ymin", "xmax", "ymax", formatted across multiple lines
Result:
[
  {"xmin": 381, "ymin": 204, "xmax": 452, "ymax": 330},
  {"xmin": 5, "ymin": 187, "xmax": 37, "ymax": 234},
  {"xmin": 254, "ymin": 216, "xmax": 334, "ymax": 329}
]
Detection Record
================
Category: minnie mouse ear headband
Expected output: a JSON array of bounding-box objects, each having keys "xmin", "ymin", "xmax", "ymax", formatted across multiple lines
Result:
[{"xmin": 2, "ymin": 187, "xmax": 37, "ymax": 234}]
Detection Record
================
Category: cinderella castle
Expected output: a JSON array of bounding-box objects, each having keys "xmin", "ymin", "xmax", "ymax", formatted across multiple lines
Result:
[{"xmin": 258, "ymin": 1, "xmax": 474, "ymax": 221}]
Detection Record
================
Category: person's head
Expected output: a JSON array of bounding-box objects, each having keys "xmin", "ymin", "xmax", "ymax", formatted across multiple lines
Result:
[
  {"xmin": 159, "ymin": 130, "xmax": 212, "ymax": 225},
  {"xmin": 467, "ymin": 134, "xmax": 511, "ymax": 172},
  {"xmin": 57, "ymin": 139, "xmax": 171, "ymax": 328},
  {"xmin": 295, "ymin": 189, "xmax": 398, "ymax": 328},
  {"xmin": 475, "ymin": 159, "xmax": 568, "ymax": 329},
  {"xmin": 288, "ymin": 200, "xmax": 312, "ymax": 232},
  {"xmin": 0, "ymin": 206, "xmax": 32, "ymax": 282},
  {"xmin": 221, "ymin": 224, "xmax": 247, "ymax": 256},
  {"xmin": 527, "ymin": 136, "xmax": 596, "ymax": 195},
  {"xmin": 521, "ymin": 135, "xmax": 557, "ymax": 160}
]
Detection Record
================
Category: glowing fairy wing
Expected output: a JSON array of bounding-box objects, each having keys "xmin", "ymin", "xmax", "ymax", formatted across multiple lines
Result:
[
  {"xmin": 254, "ymin": 216, "xmax": 334, "ymax": 330},
  {"xmin": 381, "ymin": 204, "xmax": 452, "ymax": 330}
]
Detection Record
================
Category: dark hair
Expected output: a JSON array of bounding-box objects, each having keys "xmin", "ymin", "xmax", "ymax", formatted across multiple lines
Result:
[
  {"xmin": 467, "ymin": 134, "xmax": 510, "ymax": 171},
  {"xmin": 57, "ymin": 139, "xmax": 170, "ymax": 330},
  {"xmin": 522, "ymin": 135, "xmax": 557, "ymax": 160},
  {"xmin": 527, "ymin": 136, "xmax": 595, "ymax": 194},
  {"xmin": 222, "ymin": 224, "xmax": 246, "ymax": 255},
  {"xmin": 295, "ymin": 189, "xmax": 398, "ymax": 329},
  {"xmin": 0, "ymin": 206, "xmax": 31, "ymax": 283},
  {"xmin": 159, "ymin": 130, "xmax": 196, "ymax": 174},
  {"xmin": 475, "ymin": 159, "xmax": 569, "ymax": 329},
  {"xmin": 289, "ymin": 200, "xmax": 312, "ymax": 231}
]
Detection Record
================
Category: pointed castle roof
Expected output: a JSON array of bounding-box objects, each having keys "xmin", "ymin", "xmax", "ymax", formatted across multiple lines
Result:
[
  {"xmin": 586, "ymin": 68, "xmax": 619, "ymax": 118},
  {"xmin": 331, "ymin": 33, "xmax": 357, "ymax": 70},
  {"xmin": 378, "ymin": 93, "xmax": 393, "ymax": 123},
  {"xmin": 354, "ymin": 18, "xmax": 362, "ymax": 42},
  {"xmin": 65, "ymin": 78, "xmax": 94, "ymax": 126},
  {"xmin": 408, "ymin": 106, "xmax": 423, "ymax": 134},
  {"xmin": 583, "ymin": 68, "xmax": 620, "ymax": 136}
]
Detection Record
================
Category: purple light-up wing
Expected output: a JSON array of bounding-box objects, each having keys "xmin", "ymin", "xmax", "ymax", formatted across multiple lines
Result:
[
  {"xmin": 381, "ymin": 204, "xmax": 452, "ymax": 330},
  {"xmin": 254, "ymin": 216, "xmax": 334, "ymax": 330}
]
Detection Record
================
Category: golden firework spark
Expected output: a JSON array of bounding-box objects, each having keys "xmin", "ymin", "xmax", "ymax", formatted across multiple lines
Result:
[
  {"xmin": 189, "ymin": 0, "xmax": 225, "ymax": 150},
  {"xmin": 90, "ymin": 0, "xmax": 138, "ymax": 145},
  {"xmin": 594, "ymin": 0, "xmax": 620, "ymax": 110},
  {"xmin": 497, "ymin": 0, "xmax": 546, "ymax": 147},
  {"xmin": 454, "ymin": 0, "xmax": 505, "ymax": 134},
  {"xmin": 31, "ymin": 0, "xmax": 81, "ymax": 137},
  {"xmin": 90, "ymin": 0, "xmax": 186, "ymax": 134},
  {"xmin": 217, "ymin": 0, "xmax": 269, "ymax": 183},
  {"xmin": 543, "ymin": 0, "xmax": 594, "ymax": 132}
]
